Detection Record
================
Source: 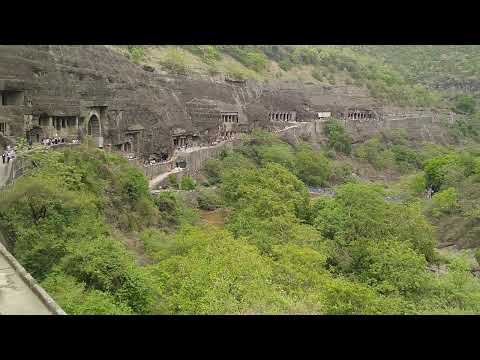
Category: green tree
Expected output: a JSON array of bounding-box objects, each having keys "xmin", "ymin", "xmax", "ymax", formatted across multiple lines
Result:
[
  {"xmin": 161, "ymin": 47, "xmax": 189, "ymax": 74},
  {"xmin": 179, "ymin": 176, "xmax": 196, "ymax": 190},
  {"xmin": 41, "ymin": 273, "xmax": 133, "ymax": 315},
  {"xmin": 351, "ymin": 239, "xmax": 430, "ymax": 297},
  {"xmin": 324, "ymin": 120, "xmax": 352, "ymax": 154},
  {"xmin": 423, "ymin": 153, "xmax": 460, "ymax": 191},
  {"xmin": 294, "ymin": 144, "xmax": 332, "ymax": 186},
  {"xmin": 147, "ymin": 226, "xmax": 287, "ymax": 314},
  {"xmin": 453, "ymin": 94, "xmax": 476, "ymax": 114},
  {"xmin": 430, "ymin": 187, "xmax": 459, "ymax": 217},
  {"xmin": 59, "ymin": 237, "xmax": 156, "ymax": 314},
  {"xmin": 127, "ymin": 46, "xmax": 145, "ymax": 64},
  {"xmin": 311, "ymin": 183, "xmax": 436, "ymax": 261}
]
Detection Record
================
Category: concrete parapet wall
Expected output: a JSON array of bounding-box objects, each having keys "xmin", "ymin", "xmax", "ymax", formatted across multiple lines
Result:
[
  {"xmin": 135, "ymin": 160, "xmax": 174, "ymax": 180},
  {"xmin": 0, "ymin": 241, "xmax": 66, "ymax": 315}
]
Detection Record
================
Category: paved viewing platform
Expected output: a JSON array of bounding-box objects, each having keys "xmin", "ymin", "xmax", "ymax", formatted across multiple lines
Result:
[
  {"xmin": 0, "ymin": 240, "xmax": 65, "ymax": 315},
  {"xmin": 0, "ymin": 158, "xmax": 66, "ymax": 315},
  {"xmin": 0, "ymin": 161, "xmax": 12, "ymax": 188}
]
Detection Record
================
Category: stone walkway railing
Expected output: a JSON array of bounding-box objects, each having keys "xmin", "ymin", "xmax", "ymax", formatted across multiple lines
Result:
[
  {"xmin": 0, "ymin": 241, "xmax": 66, "ymax": 315},
  {"xmin": 0, "ymin": 150, "xmax": 67, "ymax": 315}
]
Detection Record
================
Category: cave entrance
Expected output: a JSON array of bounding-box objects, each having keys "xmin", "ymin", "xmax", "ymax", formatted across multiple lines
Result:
[
  {"xmin": 124, "ymin": 142, "xmax": 132, "ymax": 153},
  {"xmin": 0, "ymin": 90, "xmax": 24, "ymax": 106},
  {"xmin": 87, "ymin": 114, "xmax": 101, "ymax": 137}
]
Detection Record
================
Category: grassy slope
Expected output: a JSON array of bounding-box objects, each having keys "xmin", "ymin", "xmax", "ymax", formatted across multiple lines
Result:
[
  {"xmin": 114, "ymin": 45, "xmax": 480, "ymax": 89},
  {"xmin": 346, "ymin": 45, "xmax": 480, "ymax": 89},
  {"xmin": 116, "ymin": 45, "xmax": 480, "ymax": 108}
]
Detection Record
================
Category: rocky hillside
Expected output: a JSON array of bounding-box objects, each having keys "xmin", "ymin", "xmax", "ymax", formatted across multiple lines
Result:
[
  {"xmin": 346, "ymin": 45, "xmax": 480, "ymax": 94},
  {"xmin": 115, "ymin": 45, "xmax": 480, "ymax": 109},
  {"xmin": 0, "ymin": 45, "xmax": 473, "ymax": 165}
]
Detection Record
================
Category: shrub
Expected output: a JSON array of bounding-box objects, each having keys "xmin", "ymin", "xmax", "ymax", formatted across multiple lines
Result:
[
  {"xmin": 224, "ymin": 62, "xmax": 255, "ymax": 80},
  {"xmin": 311, "ymin": 183, "xmax": 436, "ymax": 261},
  {"xmin": 294, "ymin": 144, "xmax": 332, "ymax": 186},
  {"xmin": 424, "ymin": 154, "xmax": 460, "ymax": 191},
  {"xmin": 355, "ymin": 137, "xmax": 397, "ymax": 170},
  {"xmin": 279, "ymin": 58, "xmax": 294, "ymax": 71},
  {"xmin": 121, "ymin": 168, "xmax": 149, "ymax": 202},
  {"xmin": 352, "ymin": 240, "xmax": 430, "ymax": 297},
  {"xmin": 324, "ymin": 120, "xmax": 352, "ymax": 154},
  {"xmin": 168, "ymin": 173, "xmax": 178, "ymax": 188},
  {"xmin": 180, "ymin": 176, "xmax": 196, "ymax": 190},
  {"xmin": 127, "ymin": 46, "xmax": 145, "ymax": 64},
  {"xmin": 41, "ymin": 273, "xmax": 133, "ymax": 315},
  {"xmin": 430, "ymin": 187, "xmax": 459, "ymax": 217},
  {"xmin": 197, "ymin": 187, "xmax": 223, "ymax": 210},
  {"xmin": 153, "ymin": 191, "xmax": 181, "ymax": 227},
  {"xmin": 220, "ymin": 46, "xmax": 268, "ymax": 73},
  {"xmin": 311, "ymin": 68, "xmax": 324, "ymax": 81},
  {"xmin": 408, "ymin": 173, "xmax": 427, "ymax": 195},
  {"xmin": 203, "ymin": 159, "xmax": 223, "ymax": 185},
  {"xmin": 147, "ymin": 226, "xmax": 287, "ymax": 314},
  {"xmin": 453, "ymin": 94, "xmax": 476, "ymax": 115},
  {"xmin": 183, "ymin": 45, "xmax": 222, "ymax": 65},
  {"xmin": 161, "ymin": 47, "xmax": 189, "ymax": 75},
  {"xmin": 391, "ymin": 145, "xmax": 422, "ymax": 169},
  {"xmin": 59, "ymin": 237, "xmax": 155, "ymax": 314},
  {"xmin": 331, "ymin": 162, "xmax": 354, "ymax": 184}
]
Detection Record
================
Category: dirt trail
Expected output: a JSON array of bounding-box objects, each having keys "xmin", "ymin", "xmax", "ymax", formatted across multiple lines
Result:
[{"xmin": 199, "ymin": 209, "xmax": 228, "ymax": 227}]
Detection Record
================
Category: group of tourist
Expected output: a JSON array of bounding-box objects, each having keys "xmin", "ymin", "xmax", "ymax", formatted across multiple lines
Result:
[
  {"xmin": 1, "ymin": 145, "xmax": 15, "ymax": 164},
  {"xmin": 41, "ymin": 137, "xmax": 66, "ymax": 146},
  {"xmin": 143, "ymin": 158, "xmax": 166, "ymax": 167},
  {"xmin": 41, "ymin": 137, "xmax": 80, "ymax": 147}
]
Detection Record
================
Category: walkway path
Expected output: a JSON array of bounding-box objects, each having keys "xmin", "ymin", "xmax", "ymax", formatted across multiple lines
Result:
[
  {"xmin": 0, "ymin": 252, "xmax": 52, "ymax": 315},
  {"xmin": 0, "ymin": 237, "xmax": 64, "ymax": 315},
  {"xmin": 147, "ymin": 123, "xmax": 310, "ymax": 191},
  {"xmin": 149, "ymin": 167, "xmax": 184, "ymax": 190},
  {"xmin": 0, "ymin": 161, "xmax": 12, "ymax": 188},
  {"xmin": 0, "ymin": 157, "xmax": 65, "ymax": 315}
]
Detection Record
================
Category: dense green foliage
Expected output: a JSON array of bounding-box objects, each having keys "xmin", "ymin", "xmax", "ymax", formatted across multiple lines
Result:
[
  {"xmin": 2, "ymin": 130, "xmax": 480, "ymax": 314},
  {"xmin": 130, "ymin": 45, "xmax": 442, "ymax": 107},
  {"xmin": 179, "ymin": 176, "xmax": 196, "ymax": 190},
  {"xmin": 126, "ymin": 46, "xmax": 145, "ymax": 64},
  {"xmin": 347, "ymin": 45, "xmax": 480, "ymax": 93},
  {"xmin": 160, "ymin": 47, "xmax": 189, "ymax": 75},
  {"xmin": 181, "ymin": 45, "xmax": 223, "ymax": 65},
  {"xmin": 354, "ymin": 130, "xmax": 425, "ymax": 173},
  {"xmin": 218, "ymin": 45, "xmax": 268, "ymax": 73},
  {"xmin": 0, "ymin": 146, "xmax": 160, "ymax": 313},
  {"xmin": 415, "ymin": 147, "xmax": 480, "ymax": 248},
  {"xmin": 324, "ymin": 120, "xmax": 352, "ymax": 155},
  {"xmin": 454, "ymin": 94, "xmax": 476, "ymax": 115},
  {"xmin": 261, "ymin": 45, "xmax": 441, "ymax": 106},
  {"xmin": 195, "ymin": 132, "xmax": 480, "ymax": 313}
]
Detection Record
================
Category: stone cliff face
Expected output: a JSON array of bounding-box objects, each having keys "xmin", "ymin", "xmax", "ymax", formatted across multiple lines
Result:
[{"xmin": 0, "ymin": 45, "xmax": 457, "ymax": 159}]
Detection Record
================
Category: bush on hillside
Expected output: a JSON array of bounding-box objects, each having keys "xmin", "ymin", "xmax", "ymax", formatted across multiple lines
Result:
[
  {"xmin": 180, "ymin": 176, "xmax": 196, "ymax": 190},
  {"xmin": 127, "ymin": 46, "xmax": 145, "ymax": 64},
  {"xmin": 453, "ymin": 94, "xmax": 476, "ymax": 115},
  {"xmin": 197, "ymin": 187, "xmax": 223, "ymax": 210},
  {"xmin": 161, "ymin": 47, "xmax": 189, "ymax": 75},
  {"xmin": 324, "ymin": 120, "xmax": 352, "ymax": 155}
]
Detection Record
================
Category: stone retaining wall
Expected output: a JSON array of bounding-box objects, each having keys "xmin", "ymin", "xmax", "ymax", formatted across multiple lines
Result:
[{"xmin": 177, "ymin": 141, "xmax": 236, "ymax": 178}]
